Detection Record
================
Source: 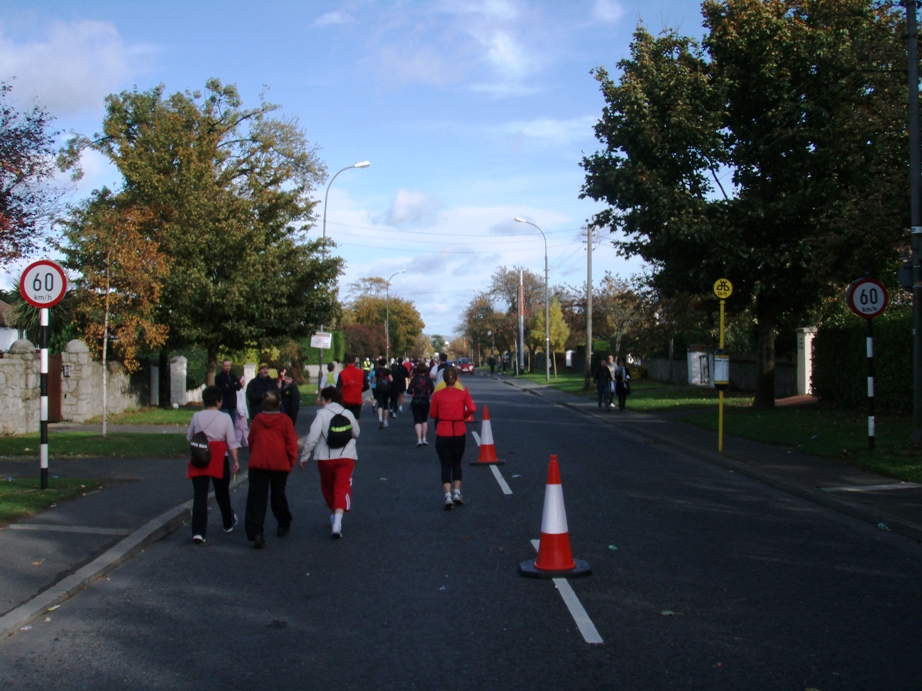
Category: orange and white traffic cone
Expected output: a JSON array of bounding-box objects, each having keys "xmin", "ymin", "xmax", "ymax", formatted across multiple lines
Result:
[
  {"xmin": 519, "ymin": 455, "xmax": 591, "ymax": 578},
  {"xmin": 470, "ymin": 405, "xmax": 505, "ymax": 465}
]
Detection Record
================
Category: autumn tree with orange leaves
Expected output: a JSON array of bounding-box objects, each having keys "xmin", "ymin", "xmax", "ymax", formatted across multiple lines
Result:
[{"xmin": 62, "ymin": 189, "xmax": 169, "ymax": 434}]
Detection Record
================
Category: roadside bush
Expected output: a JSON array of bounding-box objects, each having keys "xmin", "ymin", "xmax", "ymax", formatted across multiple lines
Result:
[{"xmin": 813, "ymin": 308, "xmax": 911, "ymax": 412}]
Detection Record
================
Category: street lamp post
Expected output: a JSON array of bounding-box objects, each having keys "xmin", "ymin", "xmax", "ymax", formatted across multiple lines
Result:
[
  {"xmin": 385, "ymin": 269, "xmax": 406, "ymax": 363},
  {"xmin": 319, "ymin": 161, "xmax": 370, "ymax": 382},
  {"xmin": 515, "ymin": 217, "xmax": 550, "ymax": 382}
]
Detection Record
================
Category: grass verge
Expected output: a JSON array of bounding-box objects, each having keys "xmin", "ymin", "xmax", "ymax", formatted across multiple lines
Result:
[
  {"xmin": 0, "ymin": 477, "xmax": 114, "ymax": 527},
  {"xmin": 0, "ymin": 432, "xmax": 189, "ymax": 458},
  {"xmin": 517, "ymin": 370, "xmax": 922, "ymax": 483},
  {"xmin": 85, "ymin": 407, "xmax": 196, "ymax": 426}
]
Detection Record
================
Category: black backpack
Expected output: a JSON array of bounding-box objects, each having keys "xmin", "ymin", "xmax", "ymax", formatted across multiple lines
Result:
[
  {"xmin": 326, "ymin": 412, "xmax": 353, "ymax": 451},
  {"xmin": 374, "ymin": 367, "xmax": 390, "ymax": 390},
  {"xmin": 190, "ymin": 430, "xmax": 212, "ymax": 468}
]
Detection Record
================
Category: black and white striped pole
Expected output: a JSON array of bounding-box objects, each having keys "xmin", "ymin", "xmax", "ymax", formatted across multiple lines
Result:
[
  {"xmin": 846, "ymin": 277, "xmax": 889, "ymax": 451},
  {"xmin": 18, "ymin": 260, "xmax": 67, "ymax": 489},
  {"xmin": 40, "ymin": 307, "xmax": 49, "ymax": 488}
]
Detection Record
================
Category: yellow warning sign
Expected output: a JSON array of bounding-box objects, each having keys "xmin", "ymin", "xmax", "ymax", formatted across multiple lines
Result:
[{"xmin": 713, "ymin": 278, "xmax": 733, "ymax": 300}]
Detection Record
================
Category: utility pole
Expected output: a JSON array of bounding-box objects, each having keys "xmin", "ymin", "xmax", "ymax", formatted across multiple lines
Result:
[
  {"xmin": 907, "ymin": 1, "xmax": 922, "ymax": 443},
  {"xmin": 584, "ymin": 225, "xmax": 593, "ymax": 390}
]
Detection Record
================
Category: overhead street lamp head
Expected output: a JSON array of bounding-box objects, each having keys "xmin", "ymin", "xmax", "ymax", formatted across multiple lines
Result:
[
  {"xmin": 354, "ymin": 161, "xmax": 371, "ymax": 168},
  {"xmin": 514, "ymin": 217, "xmax": 527, "ymax": 223}
]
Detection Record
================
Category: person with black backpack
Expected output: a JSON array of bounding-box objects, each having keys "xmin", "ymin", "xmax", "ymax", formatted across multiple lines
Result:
[
  {"xmin": 299, "ymin": 386, "xmax": 360, "ymax": 539},
  {"xmin": 372, "ymin": 357, "xmax": 392, "ymax": 429},
  {"xmin": 406, "ymin": 362, "xmax": 434, "ymax": 447}
]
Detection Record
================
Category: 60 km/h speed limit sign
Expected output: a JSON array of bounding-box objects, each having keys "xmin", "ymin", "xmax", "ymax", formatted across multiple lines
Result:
[
  {"xmin": 846, "ymin": 277, "xmax": 888, "ymax": 319},
  {"xmin": 19, "ymin": 260, "xmax": 67, "ymax": 308}
]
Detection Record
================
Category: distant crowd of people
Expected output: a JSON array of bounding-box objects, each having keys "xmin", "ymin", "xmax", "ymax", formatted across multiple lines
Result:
[{"xmin": 184, "ymin": 351, "xmax": 477, "ymax": 547}]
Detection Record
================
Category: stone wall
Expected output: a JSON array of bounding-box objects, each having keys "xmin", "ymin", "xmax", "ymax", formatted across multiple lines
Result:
[
  {"xmin": 59, "ymin": 340, "xmax": 144, "ymax": 424},
  {"xmin": 0, "ymin": 340, "xmax": 41, "ymax": 436}
]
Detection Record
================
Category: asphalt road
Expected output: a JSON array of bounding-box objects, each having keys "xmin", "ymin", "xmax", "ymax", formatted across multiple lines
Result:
[{"xmin": 1, "ymin": 376, "xmax": 920, "ymax": 690}]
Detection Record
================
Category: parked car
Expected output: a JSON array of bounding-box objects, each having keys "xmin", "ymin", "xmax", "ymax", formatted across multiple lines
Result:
[{"xmin": 456, "ymin": 357, "xmax": 475, "ymax": 374}]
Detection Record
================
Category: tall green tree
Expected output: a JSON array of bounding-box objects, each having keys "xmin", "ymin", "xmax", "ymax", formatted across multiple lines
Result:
[
  {"xmin": 343, "ymin": 279, "xmax": 424, "ymax": 358},
  {"xmin": 59, "ymin": 79, "xmax": 340, "ymax": 385},
  {"xmin": 582, "ymin": 0, "xmax": 908, "ymax": 407}
]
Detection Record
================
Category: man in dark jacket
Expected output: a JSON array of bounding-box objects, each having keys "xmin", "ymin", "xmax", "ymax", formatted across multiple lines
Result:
[
  {"xmin": 215, "ymin": 359, "xmax": 242, "ymax": 420},
  {"xmin": 280, "ymin": 374, "xmax": 300, "ymax": 425},
  {"xmin": 246, "ymin": 364, "xmax": 279, "ymax": 419}
]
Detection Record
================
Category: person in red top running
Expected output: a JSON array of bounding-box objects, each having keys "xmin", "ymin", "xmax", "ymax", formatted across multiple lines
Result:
[
  {"xmin": 336, "ymin": 352, "xmax": 367, "ymax": 420},
  {"xmin": 429, "ymin": 366, "xmax": 476, "ymax": 510},
  {"xmin": 245, "ymin": 390, "xmax": 298, "ymax": 549}
]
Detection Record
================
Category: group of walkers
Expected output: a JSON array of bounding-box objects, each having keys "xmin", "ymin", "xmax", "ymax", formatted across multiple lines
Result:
[
  {"xmin": 185, "ymin": 350, "xmax": 477, "ymax": 547},
  {"xmin": 594, "ymin": 355, "xmax": 631, "ymax": 411}
]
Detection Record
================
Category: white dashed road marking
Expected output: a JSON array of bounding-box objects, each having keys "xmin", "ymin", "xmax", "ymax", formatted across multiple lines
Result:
[{"xmin": 530, "ymin": 539, "xmax": 603, "ymax": 645}]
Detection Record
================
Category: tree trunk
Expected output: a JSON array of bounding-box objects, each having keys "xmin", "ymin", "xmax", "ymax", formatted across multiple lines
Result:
[
  {"xmin": 754, "ymin": 296, "xmax": 777, "ymax": 409},
  {"xmin": 159, "ymin": 350, "xmax": 171, "ymax": 408},
  {"xmin": 206, "ymin": 349, "xmax": 217, "ymax": 386}
]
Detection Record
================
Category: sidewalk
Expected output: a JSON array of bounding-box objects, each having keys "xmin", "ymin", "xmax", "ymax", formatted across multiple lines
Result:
[
  {"xmin": 3, "ymin": 377, "xmax": 922, "ymax": 639},
  {"xmin": 496, "ymin": 374, "xmax": 922, "ymax": 541}
]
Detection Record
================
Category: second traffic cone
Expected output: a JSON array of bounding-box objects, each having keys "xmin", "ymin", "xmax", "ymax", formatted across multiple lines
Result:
[
  {"xmin": 470, "ymin": 405, "xmax": 505, "ymax": 465},
  {"xmin": 519, "ymin": 455, "xmax": 591, "ymax": 579}
]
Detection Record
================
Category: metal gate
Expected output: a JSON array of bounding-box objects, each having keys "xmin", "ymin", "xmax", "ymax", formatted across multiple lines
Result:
[{"xmin": 47, "ymin": 353, "xmax": 63, "ymax": 422}]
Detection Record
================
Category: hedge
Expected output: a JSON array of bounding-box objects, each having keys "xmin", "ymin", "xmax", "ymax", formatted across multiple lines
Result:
[{"xmin": 812, "ymin": 309, "xmax": 911, "ymax": 412}]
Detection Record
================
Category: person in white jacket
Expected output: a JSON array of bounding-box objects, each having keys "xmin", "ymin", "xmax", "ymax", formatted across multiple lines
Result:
[{"xmin": 299, "ymin": 386, "xmax": 360, "ymax": 538}]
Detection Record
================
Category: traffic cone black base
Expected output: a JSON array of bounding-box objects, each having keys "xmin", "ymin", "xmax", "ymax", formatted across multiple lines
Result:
[{"xmin": 519, "ymin": 559, "xmax": 592, "ymax": 579}]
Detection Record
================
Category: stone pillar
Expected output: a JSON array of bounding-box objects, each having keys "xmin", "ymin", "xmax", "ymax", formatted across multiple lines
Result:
[
  {"xmin": 687, "ymin": 344, "xmax": 708, "ymax": 385},
  {"xmin": 170, "ymin": 356, "xmax": 187, "ymax": 406},
  {"xmin": 795, "ymin": 327, "xmax": 817, "ymax": 396},
  {"xmin": 150, "ymin": 360, "xmax": 160, "ymax": 407},
  {"xmin": 243, "ymin": 362, "xmax": 256, "ymax": 388}
]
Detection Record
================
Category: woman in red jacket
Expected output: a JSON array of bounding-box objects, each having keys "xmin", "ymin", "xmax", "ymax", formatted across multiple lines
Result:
[
  {"xmin": 429, "ymin": 366, "xmax": 476, "ymax": 510},
  {"xmin": 245, "ymin": 390, "xmax": 299, "ymax": 549}
]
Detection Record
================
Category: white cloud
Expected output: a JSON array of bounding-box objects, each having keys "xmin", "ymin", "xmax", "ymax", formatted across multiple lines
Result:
[
  {"xmin": 313, "ymin": 11, "xmax": 354, "ymax": 28},
  {"xmin": 591, "ymin": 0, "xmax": 625, "ymax": 23},
  {"xmin": 500, "ymin": 116, "xmax": 598, "ymax": 145},
  {"xmin": 384, "ymin": 189, "xmax": 445, "ymax": 228},
  {"xmin": 375, "ymin": 46, "xmax": 463, "ymax": 88},
  {"xmin": 0, "ymin": 20, "xmax": 152, "ymax": 116}
]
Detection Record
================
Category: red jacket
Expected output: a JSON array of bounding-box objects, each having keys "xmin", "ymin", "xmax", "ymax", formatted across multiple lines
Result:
[
  {"xmin": 337, "ymin": 364, "xmax": 366, "ymax": 406},
  {"xmin": 247, "ymin": 412, "xmax": 298, "ymax": 471},
  {"xmin": 429, "ymin": 385, "xmax": 475, "ymax": 437}
]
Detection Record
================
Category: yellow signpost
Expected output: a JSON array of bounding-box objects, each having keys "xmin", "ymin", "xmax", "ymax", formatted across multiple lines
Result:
[{"xmin": 713, "ymin": 279, "xmax": 733, "ymax": 452}]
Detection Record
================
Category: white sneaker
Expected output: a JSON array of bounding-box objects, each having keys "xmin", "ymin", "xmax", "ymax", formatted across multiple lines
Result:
[
  {"xmin": 416, "ymin": 439, "xmax": 423, "ymax": 447},
  {"xmin": 383, "ymin": 419, "xmax": 388, "ymax": 428},
  {"xmin": 223, "ymin": 514, "xmax": 238, "ymax": 533},
  {"xmin": 452, "ymin": 491, "xmax": 464, "ymax": 506},
  {"xmin": 444, "ymin": 495, "xmax": 454, "ymax": 511},
  {"xmin": 192, "ymin": 534, "xmax": 205, "ymax": 544},
  {"xmin": 422, "ymin": 438, "xmax": 428, "ymax": 446}
]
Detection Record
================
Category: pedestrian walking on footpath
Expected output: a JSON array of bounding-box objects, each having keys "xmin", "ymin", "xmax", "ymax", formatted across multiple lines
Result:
[
  {"xmin": 245, "ymin": 390, "xmax": 298, "ymax": 549},
  {"xmin": 593, "ymin": 359, "xmax": 613, "ymax": 411},
  {"xmin": 615, "ymin": 358, "xmax": 631, "ymax": 411},
  {"xmin": 390, "ymin": 359, "xmax": 408, "ymax": 415},
  {"xmin": 429, "ymin": 366, "xmax": 475, "ymax": 510},
  {"xmin": 215, "ymin": 359, "xmax": 242, "ymax": 420},
  {"xmin": 246, "ymin": 363, "xmax": 279, "ymax": 418},
  {"xmin": 407, "ymin": 362, "xmax": 434, "ymax": 447},
  {"xmin": 300, "ymin": 386, "xmax": 360, "ymax": 539},
  {"xmin": 280, "ymin": 373, "xmax": 300, "ymax": 425},
  {"xmin": 186, "ymin": 385, "xmax": 240, "ymax": 544}
]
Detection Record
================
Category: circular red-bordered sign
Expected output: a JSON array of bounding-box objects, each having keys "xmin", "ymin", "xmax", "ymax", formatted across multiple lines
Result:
[
  {"xmin": 19, "ymin": 260, "xmax": 68, "ymax": 308},
  {"xmin": 846, "ymin": 277, "xmax": 888, "ymax": 319}
]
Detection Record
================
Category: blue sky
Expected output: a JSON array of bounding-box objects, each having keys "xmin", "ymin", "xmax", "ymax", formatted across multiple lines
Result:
[{"xmin": 1, "ymin": 0, "xmax": 707, "ymax": 339}]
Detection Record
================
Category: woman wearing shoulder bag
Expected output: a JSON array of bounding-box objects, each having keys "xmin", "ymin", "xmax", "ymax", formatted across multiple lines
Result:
[{"xmin": 186, "ymin": 385, "xmax": 240, "ymax": 544}]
